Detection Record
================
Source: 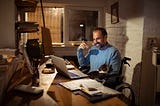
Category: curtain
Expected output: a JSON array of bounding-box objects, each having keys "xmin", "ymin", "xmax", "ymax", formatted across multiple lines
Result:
[{"xmin": 27, "ymin": 7, "xmax": 63, "ymax": 43}]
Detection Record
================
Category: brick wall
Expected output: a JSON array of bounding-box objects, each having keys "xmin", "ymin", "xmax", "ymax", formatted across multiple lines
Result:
[
  {"xmin": 140, "ymin": 0, "xmax": 160, "ymax": 106},
  {"xmin": 0, "ymin": 0, "xmax": 15, "ymax": 48},
  {"xmin": 105, "ymin": 0, "xmax": 143, "ymax": 84},
  {"xmin": 105, "ymin": 0, "xmax": 143, "ymax": 105}
]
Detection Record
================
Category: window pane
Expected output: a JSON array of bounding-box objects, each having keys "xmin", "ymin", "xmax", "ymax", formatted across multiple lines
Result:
[
  {"xmin": 68, "ymin": 9, "xmax": 98, "ymax": 41},
  {"xmin": 27, "ymin": 7, "xmax": 64, "ymax": 43}
]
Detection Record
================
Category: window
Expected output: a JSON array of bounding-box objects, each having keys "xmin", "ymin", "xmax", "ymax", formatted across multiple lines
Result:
[
  {"xmin": 26, "ymin": 5, "xmax": 104, "ymax": 46},
  {"xmin": 68, "ymin": 9, "xmax": 98, "ymax": 41},
  {"xmin": 65, "ymin": 6, "xmax": 104, "ymax": 45},
  {"xmin": 26, "ymin": 7, "xmax": 64, "ymax": 43}
]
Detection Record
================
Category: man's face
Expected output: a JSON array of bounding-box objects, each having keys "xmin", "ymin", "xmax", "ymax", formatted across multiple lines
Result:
[{"xmin": 93, "ymin": 30, "xmax": 107, "ymax": 48}]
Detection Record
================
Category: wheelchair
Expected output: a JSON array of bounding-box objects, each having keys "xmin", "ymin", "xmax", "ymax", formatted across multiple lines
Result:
[{"xmin": 79, "ymin": 57, "xmax": 135, "ymax": 106}]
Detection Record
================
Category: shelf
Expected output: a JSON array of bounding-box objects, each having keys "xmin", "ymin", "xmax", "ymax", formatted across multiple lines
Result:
[
  {"xmin": 15, "ymin": 21, "xmax": 39, "ymax": 33},
  {"xmin": 15, "ymin": 0, "xmax": 38, "ymax": 12},
  {"xmin": 16, "ymin": 28, "xmax": 39, "ymax": 33}
]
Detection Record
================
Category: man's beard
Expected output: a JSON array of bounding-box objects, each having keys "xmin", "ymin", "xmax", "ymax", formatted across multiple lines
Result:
[{"xmin": 94, "ymin": 42, "xmax": 104, "ymax": 49}]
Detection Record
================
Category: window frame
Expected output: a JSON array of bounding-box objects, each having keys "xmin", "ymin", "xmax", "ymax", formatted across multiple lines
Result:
[
  {"xmin": 25, "ymin": 4, "xmax": 105, "ymax": 46},
  {"xmin": 64, "ymin": 6, "xmax": 105, "ymax": 46}
]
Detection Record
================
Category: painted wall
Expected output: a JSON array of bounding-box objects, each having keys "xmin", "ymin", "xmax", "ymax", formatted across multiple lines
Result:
[
  {"xmin": 0, "ymin": 0, "xmax": 15, "ymax": 48},
  {"xmin": 105, "ymin": 0, "xmax": 160, "ymax": 105},
  {"xmin": 105, "ymin": 0, "xmax": 143, "ymax": 105},
  {"xmin": 140, "ymin": 0, "xmax": 160, "ymax": 106},
  {"xmin": 105, "ymin": 0, "xmax": 143, "ymax": 83},
  {"xmin": 143, "ymin": 0, "xmax": 160, "ymax": 49}
]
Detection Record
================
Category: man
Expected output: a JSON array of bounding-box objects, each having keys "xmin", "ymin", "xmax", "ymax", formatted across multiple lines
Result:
[{"xmin": 77, "ymin": 27, "xmax": 121, "ymax": 87}]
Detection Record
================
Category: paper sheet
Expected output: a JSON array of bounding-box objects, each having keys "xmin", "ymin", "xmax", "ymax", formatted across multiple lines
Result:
[{"xmin": 59, "ymin": 79, "xmax": 121, "ymax": 95}]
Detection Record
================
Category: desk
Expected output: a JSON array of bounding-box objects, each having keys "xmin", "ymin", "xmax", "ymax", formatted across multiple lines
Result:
[
  {"xmin": 3, "ymin": 59, "xmax": 127, "ymax": 106},
  {"xmin": 48, "ymin": 75, "xmax": 127, "ymax": 106}
]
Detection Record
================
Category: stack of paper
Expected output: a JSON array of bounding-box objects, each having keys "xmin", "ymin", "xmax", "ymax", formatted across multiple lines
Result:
[{"xmin": 59, "ymin": 79, "xmax": 121, "ymax": 96}]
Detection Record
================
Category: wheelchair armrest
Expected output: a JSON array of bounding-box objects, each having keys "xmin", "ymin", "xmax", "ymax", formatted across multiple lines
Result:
[
  {"xmin": 105, "ymin": 74, "xmax": 123, "ymax": 81},
  {"xmin": 79, "ymin": 65, "xmax": 90, "ymax": 74},
  {"xmin": 115, "ymin": 82, "xmax": 135, "ymax": 106},
  {"xmin": 102, "ymin": 74, "xmax": 124, "ymax": 88},
  {"xmin": 115, "ymin": 82, "xmax": 131, "ymax": 91}
]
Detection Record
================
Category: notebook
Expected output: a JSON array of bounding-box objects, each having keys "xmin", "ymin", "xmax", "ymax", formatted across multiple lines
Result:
[{"xmin": 51, "ymin": 55, "xmax": 88, "ymax": 79}]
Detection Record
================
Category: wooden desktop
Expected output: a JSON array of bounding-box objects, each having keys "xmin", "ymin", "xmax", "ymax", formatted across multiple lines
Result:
[
  {"xmin": 48, "ymin": 74, "xmax": 127, "ymax": 106},
  {"xmin": 3, "ymin": 59, "xmax": 127, "ymax": 106}
]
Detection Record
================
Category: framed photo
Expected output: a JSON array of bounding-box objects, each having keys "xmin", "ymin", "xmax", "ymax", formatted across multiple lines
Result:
[
  {"xmin": 111, "ymin": 2, "xmax": 119, "ymax": 24},
  {"xmin": 147, "ymin": 37, "xmax": 158, "ymax": 50}
]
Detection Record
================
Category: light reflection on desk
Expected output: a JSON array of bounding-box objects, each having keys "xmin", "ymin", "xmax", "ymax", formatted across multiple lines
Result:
[{"xmin": 39, "ymin": 58, "xmax": 57, "ymax": 91}]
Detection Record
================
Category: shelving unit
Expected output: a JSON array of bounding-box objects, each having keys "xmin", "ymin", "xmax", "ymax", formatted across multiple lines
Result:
[
  {"xmin": 15, "ymin": 0, "xmax": 40, "ymax": 86},
  {"xmin": 15, "ymin": 0, "xmax": 39, "ymax": 51},
  {"xmin": 15, "ymin": 0, "xmax": 38, "ymax": 12},
  {"xmin": 15, "ymin": 21, "xmax": 39, "ymax": 33}
]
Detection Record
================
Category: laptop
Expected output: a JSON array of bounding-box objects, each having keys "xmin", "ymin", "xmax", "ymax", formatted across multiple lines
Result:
[{"xmin": 51, "ymin": 55, "xmax": 88, "ymax": 79}]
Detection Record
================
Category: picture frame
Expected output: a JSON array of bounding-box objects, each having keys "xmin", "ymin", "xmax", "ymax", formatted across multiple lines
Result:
[
  {"xmin": 111, "ymin": 2, "xmax": 119, "ymax": 24},
  {"xmin": 146, "ymin": 37, "xmax": 158, "ymax": 50}
]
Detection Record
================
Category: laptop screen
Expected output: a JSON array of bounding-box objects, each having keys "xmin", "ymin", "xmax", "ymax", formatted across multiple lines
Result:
[
  {"xmin": 51, "ymin": 55, "xmax": 88, "ymax": 79},
  {"xmin": 51, "ymin": 55, "xmax": 70, "ymax": 77}
]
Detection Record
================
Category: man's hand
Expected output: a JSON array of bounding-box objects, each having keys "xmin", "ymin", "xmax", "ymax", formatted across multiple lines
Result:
[{"xmin": 78, "ymin": 42, "xmax": 89, "ymax": 49}]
